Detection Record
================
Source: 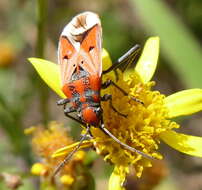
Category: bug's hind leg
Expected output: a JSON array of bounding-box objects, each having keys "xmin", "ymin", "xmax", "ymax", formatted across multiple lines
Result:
[
  {"xmin": 101, "ymin": 94, "xmax": 127, "ymax": 117},
  {"xmin": 102, "ymin": 80, "xmax": 144, "ymax": 105},
  {"xmin": 98, "ymin": 117, "xmax": 154, "ymax": 160}
]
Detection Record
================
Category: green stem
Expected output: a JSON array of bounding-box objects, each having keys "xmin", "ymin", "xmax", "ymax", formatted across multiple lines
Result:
[{"xmin": 36, "ymin": 0, "xmax": 49, "ymax": 124}]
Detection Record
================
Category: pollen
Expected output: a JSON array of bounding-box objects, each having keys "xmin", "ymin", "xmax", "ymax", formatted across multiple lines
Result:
[
  {"xmin": 26, "ymin": 121, "xmax": 86, "ymax": 187},
  {"xmin": 89, "ymin": 70, "xmax": 179, "ymax": 178},
  {"xmin": 30, "ymin": 121, "xmax": 73, "ymax": 158}
]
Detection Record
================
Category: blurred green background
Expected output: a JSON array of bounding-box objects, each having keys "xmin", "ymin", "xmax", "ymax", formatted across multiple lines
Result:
[{"xmin": 0, "ymin": 0, "xmax": 202, "ymax": 189}]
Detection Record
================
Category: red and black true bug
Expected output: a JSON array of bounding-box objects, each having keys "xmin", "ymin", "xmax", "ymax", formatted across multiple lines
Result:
[{"xmin": 54, "ymin": 12, "xmax": 153, "ymax": 175}]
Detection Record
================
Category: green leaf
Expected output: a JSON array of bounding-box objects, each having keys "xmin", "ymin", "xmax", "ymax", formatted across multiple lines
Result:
[{"xmin": 130, "ymin": 0, "xmax": 202, "ymax": 88}]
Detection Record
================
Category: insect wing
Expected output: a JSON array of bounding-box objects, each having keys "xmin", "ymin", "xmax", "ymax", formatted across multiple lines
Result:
[
  {"xmin": 58, "ymin": 36, "xmax": 77, "ymax": 85},
  {"xmin": 58, "ymin": 12, "xmax": 102, "ymax": 87},
  {"xmin": 80, "ymin": 24, "xmax": 102, "ymax": 76}
]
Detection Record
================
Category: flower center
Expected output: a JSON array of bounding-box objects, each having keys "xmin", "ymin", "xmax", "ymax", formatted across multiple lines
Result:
[{"xmin": 89, "ymin": 70, "xmax": 178, "ymax": 177}]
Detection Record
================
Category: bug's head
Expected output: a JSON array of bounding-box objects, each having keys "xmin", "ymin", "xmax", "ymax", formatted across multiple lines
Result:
[{"xmin": 79, "ymin": 107, "xmax": 102, "ymax": 126}]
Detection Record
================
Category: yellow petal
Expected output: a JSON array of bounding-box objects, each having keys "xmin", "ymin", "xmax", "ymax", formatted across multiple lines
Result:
[
  {"xmin": 109, "ymin": 168, "xmax": 125, "ymax": 190},
  {"xmin": 102, "ymin": 48, "xmax": 112, "ymax": 70},
  {"xmin": 165, "ymin": 89, "xmax": 202, "ymax": 118},
  {"xmin": 135, "ymin": 37, "xmax": 160, "ymax": 83},
  {"xmin": 28, "ymin": 58, "xmax": 66, "ymax": 98},
  {"xmin": 31, "ymin": 163, "xmax": 48, "ymax": 176},
  {"xmin": 52, "ymin": 140, "xmax": 93, "ymax": 158},
  {"xmin": 102, "ymin": 48, "xmax": 116, "ymax": 81},
  {"xmin": 123, "ymin": 69, "xmax": 134, "ymax": 81},
  {"xmin": 160, "ymin": 130, "xmax": 202, "ymax": 157}
]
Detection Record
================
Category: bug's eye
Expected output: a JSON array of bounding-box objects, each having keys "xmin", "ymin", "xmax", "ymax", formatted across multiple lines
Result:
[
  {"xmin": 73, "ymin": 64, "xmax": 76, "ymax": 67},
  {"xmin": 81, "ymin": 60, "xmax": 84, "ymax": 64},
  {"xmin": 63, "ymin": 55, "xmax": 69, "ymax": 59},
  {"xmin": 89, "ymin": 46, "xmax": 94, "ymax": 52}
]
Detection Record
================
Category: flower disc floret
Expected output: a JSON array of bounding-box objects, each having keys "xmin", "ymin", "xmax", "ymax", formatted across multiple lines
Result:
[{"xmin": 89, "ymin": 71, "xmax": 179, "ymax": 177}]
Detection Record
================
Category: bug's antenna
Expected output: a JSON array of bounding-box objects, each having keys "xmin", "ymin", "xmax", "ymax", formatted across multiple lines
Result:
[
  {"xmin": 53, "ymin": 125, "xmax": 90, "ymax": 176},
  {"xmin": 99, "ymin": 122, "xmax": 154, "ymax": 160}
]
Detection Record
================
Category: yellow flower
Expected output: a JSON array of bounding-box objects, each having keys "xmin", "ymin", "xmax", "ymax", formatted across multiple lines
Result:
[
  {"xmin": 60, "ymin": 174, "xmax": 74, "ymax": 186},
  {"xmin": 0, "ymin": 42, "xmax": 15, "ymax": 67},
  {"xmin": 119, "ymin": 160, "xmax": 168, "ymax": 190},
  {"xmin": 31, "ymin": 163, "xmax": 48, "ymax": 176},
  {"xmin": 26, "ymin": 121, "xmax": 86, "ymax": 188},
  {"xmin": 29, "ymin": 37, "xmax": 202, "ymax": 189}
]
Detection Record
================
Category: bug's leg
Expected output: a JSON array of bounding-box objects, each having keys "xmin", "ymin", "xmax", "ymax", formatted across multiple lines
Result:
[
  {"xmin": 102, "ymin": 79, "xmax": 144, "ymax": 105},
  {"xmin": 63, "ymin": 108, "xmax": 93, "ymax": 138},
  {"xmin": 57, "ymin": 98, "xmax": 85, "ymax": 124},
  {"xmin": 99, "ymin": 117, "xmax": 154, "ymax": 160},
  {"xmin": 103, "ymin": 44, "xmax": 141, "ymax": 74},
  {"xmin": 63, "ymin": 111, "xmax": 86, "ymax": 126},
  {"xmin": 86, "ymin": 127, "xmax": 93, "ymax": 138},
  {"xmin": 62, "ymin": 103, "xmax": 86, "ymax": 126},
  {"xmin": 53, "ymin": 125, "xmax": 91, "ymax": 176},
  {"xmin": 64, "ymin": 106, "xmax": 76, "ymax": 114},
  {"xmin": 101, "ymin": 94, "xmax": 127, "ymax": 117},
  {"xmin": 57, "ymin": 98, "xmax": 70, "ymax": 106}
]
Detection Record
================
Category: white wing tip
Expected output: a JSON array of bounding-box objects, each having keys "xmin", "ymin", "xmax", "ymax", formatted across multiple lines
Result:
[{"xmin": 62, "ymin": 11, "xmax": 100, "ymax": 36}]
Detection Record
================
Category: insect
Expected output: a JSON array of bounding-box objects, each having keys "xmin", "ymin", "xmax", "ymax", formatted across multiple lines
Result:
[{"xmin": 54, "ymin": 12, "xmax": 153, "ymax": 175}]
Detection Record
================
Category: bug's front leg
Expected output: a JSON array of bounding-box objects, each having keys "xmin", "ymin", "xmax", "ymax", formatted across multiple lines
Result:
[
  {"xmin": 63, "ymin": 106, "xmax": 86, "ymax": 126},
  {"xmin": 63, "ymin": 107, "xmax": 93, "ymax": 138},
  {"xmin": 57, "ymin": 98, "xmax": 70, "ymax": 106},
  {"xmin": 57, "ymin": 99, "xmax": 86, "ymax": 126},
  {"xmin": 101, "ymin": 94, "xmax": 127, "ymax": 117},
  {"xmin": 64, "ymin": 106, "xmax": 77, "ymax": 114},
  {"xmin": 102, "ymin": 80, "xmax": 144, "ymax": 105},
  {"xmin": 102, "ymin": 80, "xmax": 127, "ymax": 95}
]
